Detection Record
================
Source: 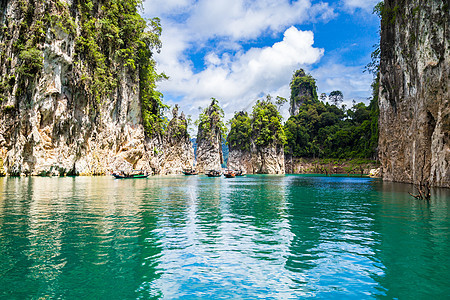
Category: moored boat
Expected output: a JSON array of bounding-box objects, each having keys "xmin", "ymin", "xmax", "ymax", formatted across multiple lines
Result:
[
  {"xmin": 112, "ymin": 170, "xmax": 148, "ymax": 179},
  {"xmin": 224, "ymin": 169, "xmax": 235, "ymax": 178},
  {"xmin": 183, "ymin": 169, "xmax": 198, "ymax": 175},
  {"xmin": 234, "ymin": 170, "xmax": 245, "ymax": 176},
  {"xmin": 206, "ymin": 169, "xmax": 222, "ymax": 177}
]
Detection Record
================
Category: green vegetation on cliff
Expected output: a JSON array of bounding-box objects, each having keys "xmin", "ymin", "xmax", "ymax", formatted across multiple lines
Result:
[
  {"xmin": 227, "ymin": 96, "xmax": 286, "ymax": 151},
  {"xmin": 0, "ymin": 0, "xmax": 165, "ymax": 136},
  {"xmin": 197, "ymin": 98, "xmax": 227, "ymax": 140},
  {"xmin": 289, "ymin": 69, "xmax": 318, "ymax": 115},
  {"xmin": 251, "ymin": 97, "xmax": 286, "ymax": 147},
  {"xmin": 227, "ymin": 111, "xmax": 251, "ymax": 151},
  {"xmin": 284, "ymin": 96, "xmax": 378, "ymax": 159},
  {"xmin": 284, "ymin": 67, "xmax": 378, "ymax": 159},
  {"xmin": 75, "ymin": 0, "xmax": 166, "ymax": 135}
]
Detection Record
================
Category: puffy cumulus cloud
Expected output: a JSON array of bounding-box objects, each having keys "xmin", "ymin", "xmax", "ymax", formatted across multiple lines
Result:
[
  {"xmin": 156, "ymin": 27, "xmax": 324, "ymax": 121},
  {"xmin": 142, "ymin": 0, "xmax": 336, "ymax": 122},
  {"xmin": 186, "ymin": 0, "xmax": 335, "ymax": 41},
  {"xmin": 144, "ymin": 0, "xmax": 336, "ymax": 42}
]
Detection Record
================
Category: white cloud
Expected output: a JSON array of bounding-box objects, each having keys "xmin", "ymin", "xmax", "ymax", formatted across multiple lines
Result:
[
  {"xmin": 142, "ymin": 0, "xmax": 195, "ymax": 17},
  {"xmin": 341, "ymin": 0, "xmax": 380, "ymax": 13},
  {"xmin": 157, "ymin": 27, "xmax": 324, "ymax": 121},
  {"xmin": 144, "ymin": 0, "xmax": 336, "ymax": 42},
  {"xmin": 143, "ymin": 0, "xmax": 334, "ymax": 122},
  {"xmin": 142, "ymin": 0, "xmax": 375, "ymax": 128}
]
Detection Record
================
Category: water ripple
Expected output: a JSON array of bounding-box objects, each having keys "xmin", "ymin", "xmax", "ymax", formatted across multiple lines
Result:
[{"xmin": 0, "ymin": 176, "xmax": 449, "ymax": 299}]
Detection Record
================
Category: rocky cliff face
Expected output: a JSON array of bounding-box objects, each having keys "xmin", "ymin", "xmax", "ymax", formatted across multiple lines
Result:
[
  {"xmin": 251, "ymin": 145, "xmax": 285, "ymax": 174},
  {"xmin": 196, "ymin": 99, "xmax": 224, "ymax": 173},
  {"xmin": 289, "ymin": 69, "xmax": 318, "ymax": 116},
  {"xmin": 378, "ymin": 0, "xmax": 449, "ymax": 187},
  {"xmin": 159, "ymin": 105, "xmax": 194, "ymax": 175},
  {"xmin": 228, "ymin": 146, "xmax": 284, "ymax": 174},
  {"xmin": 227, "ymin": 106, "xmax": 285, "ymax": 174},
  {"xmin": 0, "ymin": 0, "xmax": 177, "ymax": 175},
  {"xmin": 227, "ymin": 149, "xmax": 252, "ymax": 173}
]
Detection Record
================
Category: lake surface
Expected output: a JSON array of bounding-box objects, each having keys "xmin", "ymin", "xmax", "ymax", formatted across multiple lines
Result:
[{"xmin": 0, "ymin": 175, "xmax": 449, "ymax": 299}]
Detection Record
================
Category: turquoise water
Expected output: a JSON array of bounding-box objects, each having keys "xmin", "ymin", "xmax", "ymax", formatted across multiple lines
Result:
[{"xmin": 0, "ymin": 175, "xmax": 449, "ymax": 299}]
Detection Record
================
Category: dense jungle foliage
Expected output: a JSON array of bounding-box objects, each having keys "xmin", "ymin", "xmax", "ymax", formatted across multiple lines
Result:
[
  {"xmin": 228, "ymin": 69, "xmax": 378, "ymax": 160},
  {"xmin": 196, "ymin": 98, "xmax": 227, "ymax": 141},
  {"xmin": 227, "ymin": 96, "xmax": 285, "ymax": 151},
  {"xmin": 284, "ymin": 69, "xmax": 379, "ymax": 159},
  {"xmin": 284, "ymin": 98, "xmax": 378, "ymax": 159},
  {"xmin": 0, "ymin": 0, "xmax": 165, "ymax": 135}
]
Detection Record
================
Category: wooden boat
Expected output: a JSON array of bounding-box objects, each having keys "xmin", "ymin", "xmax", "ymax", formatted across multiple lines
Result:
[
  {"xmin": 206, "ymin": 170, "xmax": 222, "ymax": 177},
  {"xmin": 234, "ymin": 170, "xmax": 245, "ymax": 176},
  {"xmin": 224, "ymin": 169, "xmax": 235, "ymax": 178},
  {"xmin": 183, "ymin": 169, "xmax": 198, "ymax": 175},
  {"xmin": 112, "ymin": 170, "xmax": 148, "ymax": 179}
]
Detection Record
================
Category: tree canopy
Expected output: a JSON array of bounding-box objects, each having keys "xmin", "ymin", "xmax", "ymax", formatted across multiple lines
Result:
[
  {"xmin": 289, "ymin": 69, "xmax": 318, "ymax": 115},
  {"xmin": 284, "ymin": 99, "xmax": 378, "ymax": 159},
  {"xmin": 227, "ymin": 111, "xmax": 252, "ymax": 151},
  {"xmin": 227, "ymin": 96, "xmax": 286, "ymax": 151},
  {"xmin": 197, "ymin": 98, "xmax": 227, "ymax": 141}
]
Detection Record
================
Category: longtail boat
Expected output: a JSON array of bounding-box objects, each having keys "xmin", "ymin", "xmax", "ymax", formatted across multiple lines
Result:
[
  {"xmin": 224, "ymin": 169, "xmax": 236, "ymax": 178},
  {"xmin": 183, "ymin": 169, "xmax": 198, "ymax": 175},
  {"xmin": 112, "ymin": 170, "xmax": 148, "ymax": 179},
  {"xmin": 206, "ymin": 170, "xmax": 222, "ymax": 177},
  {"xmin": 235, "ymin": 170, "xmax": 245, "ymax": 176}
]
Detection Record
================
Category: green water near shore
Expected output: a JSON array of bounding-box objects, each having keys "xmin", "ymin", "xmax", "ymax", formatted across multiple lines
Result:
[{"xmin": 0, "ymin": 175, "xmax": 449, "ymax": 299}]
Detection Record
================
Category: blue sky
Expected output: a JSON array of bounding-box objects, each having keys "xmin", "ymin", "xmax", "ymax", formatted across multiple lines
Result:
[{"xmin": 142, "ymin": 0, "xmax": 380, "ymax": 122}]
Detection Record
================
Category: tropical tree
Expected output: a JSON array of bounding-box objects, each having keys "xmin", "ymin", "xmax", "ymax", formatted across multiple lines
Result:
[{"xmin": 329, "ymin": 90, "xmax": 343, "ymax": 106}]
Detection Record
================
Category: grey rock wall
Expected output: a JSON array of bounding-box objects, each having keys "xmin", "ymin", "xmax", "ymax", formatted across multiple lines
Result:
[
  {"xmin": 0, "ymin": 0, "xmax": 194, "ymax": 176},
  {"xmin": 378, "ymin": 0, "xmax": 449, "ymax": 187}
]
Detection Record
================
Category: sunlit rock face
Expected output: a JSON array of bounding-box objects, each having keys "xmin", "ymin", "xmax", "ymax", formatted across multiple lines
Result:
[
  {"xmin": 0, "ymin": 0, "xmax": 163, "ymax": 175},
  {"xmin": 159, "ymin": 106, "xmax": 194, "ymax": 175},
  {"xmin": 228, "ymin": 147, "xmax": 285, "ymax": 175},
  {"xmin": 227, "ymin": 149, "xmax": 252, "ymax": 173},
  {"xmin": 378, "ymin": 0, "xmax": 449, "ymax": 187},
  {"xmin": 195, "ymin": 101, "xmax": 223, "ymax": 173}
]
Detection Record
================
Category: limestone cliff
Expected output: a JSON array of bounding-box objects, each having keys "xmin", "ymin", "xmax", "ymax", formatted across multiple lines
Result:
[
  {"xmin": 228, "ymin": 146, "xmax": 284, "ymax": 174},
  {"xmin": 196, "ymin": 99, "xmax": 224, "ymax": 173},
  {"xmin": 227, "ymin": 102, "xmax": 285, "ymax": 174},
  {"xmin": 0, "ymin": 0, "xmax": 170, "ymax": 175},
  {"xmin": 289, "ymin": 69, "xmax": 318, "ymax": 116},
  {"xmin": 378, "ymin": 0, "xmax": 449, "ymax": 187},
  {"xmin": 159, "ymin": 105, "xmax": 194, "ymax": 175},
  {"xmin": 227, "ymin": 149, "xmax": 252, "ymax": 173}
]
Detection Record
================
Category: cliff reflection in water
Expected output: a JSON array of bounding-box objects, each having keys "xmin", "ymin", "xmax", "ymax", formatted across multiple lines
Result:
[{"xmin": 0, "ymin": 176, "xmax": 449, "ymax": 299}]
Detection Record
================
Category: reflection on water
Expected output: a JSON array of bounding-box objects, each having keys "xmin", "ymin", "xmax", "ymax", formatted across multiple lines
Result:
[{"xmin": 0, "ymin": 176, "xmax": 449, "ymax": 299}]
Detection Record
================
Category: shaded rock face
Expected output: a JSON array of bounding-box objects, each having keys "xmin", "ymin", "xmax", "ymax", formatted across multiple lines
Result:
[
  {"xmin": 251, "ymin": 145, "xmax": 285, "ymax": 174},
  {"xmin": 285, "ymin": 156, "xmax": 378, "ymax": 175},
  {"xmin": 227, "ymin": 149, "xmax": 252, "ymax": 173},
  {"xmin": 228, "ymin": 145, "xmax": 284, "ymax": 174},
  {"xmin": 196, "ymin": 101, "xmax": 223, "ymax": 173},
  {"xmin": 378, "ymin": 0, "xmax": 449, "ymax": 187},
  {"xmin": 289, "ymin": 69, "xmax": 317, "ymax": 116},
  {"xmin": 159, "ymin": 105, "xmax": 194, "ymax": 175},
  {"xmin": 0, "ymin": 0, "xmax": 160, "ymax": 175}
]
